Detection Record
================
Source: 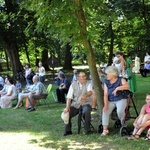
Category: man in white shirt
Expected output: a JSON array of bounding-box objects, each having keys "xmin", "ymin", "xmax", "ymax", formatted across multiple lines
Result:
[{"xmin": 63, "ymin": 72, "xmax": 93, "ymax": 136}]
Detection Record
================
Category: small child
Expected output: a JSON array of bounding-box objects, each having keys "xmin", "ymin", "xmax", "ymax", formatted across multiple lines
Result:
[
  {"xmin": 15, "ymin": 80, "xmax": 22, "ymax": 94},
  {"xmin": 128, "ymin": 93, "xmax": 150, "ymax": 140}
]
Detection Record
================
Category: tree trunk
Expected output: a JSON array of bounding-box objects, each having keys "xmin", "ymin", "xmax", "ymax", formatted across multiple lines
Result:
[
  {"xmin": 63, "ymin": 43, "xmax": 73, "ymax": 70},
  {"xmin": 73, "ymin": 0, "xmax": 103, "ymax": 113},
  {"xmin": 4, "ymin": 0, "xmax": 22, "ymax": 77},
  {"xmin": 41, "ymin": 49, "xmax": 50, "ymax": 70},
  {"xmin": 5, "ymin": 40, "xmax": 22, "ymax": 77},
  {"xmin": 108, "ymin": 21, "xmax": 114, "ymax": 66}
]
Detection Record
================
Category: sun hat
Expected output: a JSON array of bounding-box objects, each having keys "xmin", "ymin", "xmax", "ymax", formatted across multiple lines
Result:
[{"xmin": 61, "ymin": 112, "xmax": 69, "ymax": 124}]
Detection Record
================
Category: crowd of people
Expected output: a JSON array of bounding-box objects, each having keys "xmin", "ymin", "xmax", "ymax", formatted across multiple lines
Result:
[
  {"xmin": 0, "ymin": 51, "xmax": 150, "ymax": 141},
  {"xmin": 0, "ymin": 61, "xmax": 47, "ymax": 112}
]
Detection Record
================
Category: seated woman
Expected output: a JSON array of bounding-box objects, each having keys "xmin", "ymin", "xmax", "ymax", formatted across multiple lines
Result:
[
  {"xmin": 101, "ymin": 66, "xmax": 130, "ymax": 136},
  {"xmin": 128, "ymin": 93, "xmax": 150, "ymax": 140},
  {"xmin": 0, "ymin": 78, "xmax": 17, "ymax": 108}
]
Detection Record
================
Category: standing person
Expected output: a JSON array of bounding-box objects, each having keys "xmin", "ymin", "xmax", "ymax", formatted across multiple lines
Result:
[
  {"xmin": 72, "ymin": 69, "xmax": 78, "ymax": 82},
  {"xmin": 113, "ymin": 51, "xmax": 126, "ymax": 77},
  {"xmin": 24, "ymin": 63, "xmax": 33, "ymax": 86},
  {"xmin": 126, "ymin": 54, "xmax": 137, "ymax": 92},
  {"xmin": 38, "ymin": 62, "xmax": 46, "ymax": 83},
  {"xmin": 140, "ymin": 52, "xmax": 150, "ymax": 77},
  {"xmin": 62, "ymin": 72, "xmax": 93, "ymax": 136},
  {"xmin": 0, "ymin": 78, "xmax": 17, "ymax": 108},
  {"xmin": 128, "ymin": 93, "xmax": 150, "ymax": 140},
  {"xmin": 101, "ymin": 66, "xmax": 129, "ymax": 136},
  {"xmin": 56, "ymin": 74, "xmax": 70, "ymax": 103},
  {"xmin": 134, "ymin": 54, "xmax": 140, "ymax": 73}
]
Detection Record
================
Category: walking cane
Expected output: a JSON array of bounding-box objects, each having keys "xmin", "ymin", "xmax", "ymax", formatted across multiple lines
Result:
[{"xmin": 78, "ymin": 101, "xmax": 83, "ymax": 134}]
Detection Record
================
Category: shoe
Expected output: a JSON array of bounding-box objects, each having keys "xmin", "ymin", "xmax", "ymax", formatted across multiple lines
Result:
[
  {"xmin": 85, "ymin": 130, "xmax": 93, "ymax": 135},
  {"xmin": 63, "ymin": 131, "xmax": 72, "ymax": 136},
  {"xmin": 128, "ymin": 134, "xmax": 140, "ymax": 140},
  {"xmin": 92, "ymin": 108, "xmax": 97, "ymax": 111},
  {"xmin": 101, "ymin": 130, "xmax": 109, "ymax": 136},
  {"xmin": 13, "ymin": 107, "xmax": 19, "ymax": 110},
  {"xmin": 25, "ymin": 107, "xmax": 32, "ymax": 110},
  {"xmin": 28, "ymin": 108, "xmax": 36, "ymax": 112}
]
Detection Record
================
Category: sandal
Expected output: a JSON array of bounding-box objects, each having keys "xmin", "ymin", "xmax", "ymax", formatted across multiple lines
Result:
[
  {"xmin": 101, "ymin": 130, "xmax": 109, "ymax": 136},
  {"xmin": 145, "ymin": 135, "xmax": 150, "ymax": 141},
  {"xmin": 128, "ymin": 134, "xmax": 140, "ymax": 140}
]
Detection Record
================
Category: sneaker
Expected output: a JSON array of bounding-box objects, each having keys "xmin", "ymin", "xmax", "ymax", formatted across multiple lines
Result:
[
  {"xmin": 63, "ymin": 131, "xmax": 72, "ymax": 136},
  {"xmin": 28, "ymin": 108, "xmax": 36, "ymax": 112}
]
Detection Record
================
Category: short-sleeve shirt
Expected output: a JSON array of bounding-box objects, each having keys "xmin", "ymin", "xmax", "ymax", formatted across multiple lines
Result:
[
  {"xmin": 60, "ymin": 78, "xmax": 70, "ymax": 89},
  {"xmin": 146, "ymin": 104, "xmax": 150, "ymax": 115},
  {"xmin": 33, "ymin": 82, "xmax": 46, "ymax": 94},
  {"xmin": 105, "ymin": 77, "xmax": 127, "ymax": 102}
]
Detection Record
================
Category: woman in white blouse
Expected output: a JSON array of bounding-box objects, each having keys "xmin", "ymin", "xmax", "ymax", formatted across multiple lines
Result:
[{"xmin": 0, "ymin": 78, "xmax": 17, "ymax": 108}]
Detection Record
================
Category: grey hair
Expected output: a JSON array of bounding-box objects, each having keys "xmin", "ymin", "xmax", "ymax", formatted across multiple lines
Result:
[
  {"xmin": 105, "ymin": 66, "xmax": 119, "ymax": 77},
  {"xmin": 33, "ymin": 75, "xmax": 40, "ymax": 81}
]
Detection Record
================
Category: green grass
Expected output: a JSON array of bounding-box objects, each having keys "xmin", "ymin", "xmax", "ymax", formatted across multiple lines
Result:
[{"xmin": 0, "ymin": 74, "xmax": 150, "ymax": 150}]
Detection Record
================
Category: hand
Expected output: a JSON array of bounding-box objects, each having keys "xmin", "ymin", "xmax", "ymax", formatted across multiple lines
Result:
[
  {"xmin": 80, "ymin": 94, "xmax": 87, "ymax": 103},
  {"xmin": 103, "ymin": 105, "xmax": 108, "ymax": 112},
  {"xmin": 112, "ymin": 88, "xmax": 118, "ymax": 96},
  {"xmin": 64, "ymin": 107, "xmax": 70, "ymax": 113}
]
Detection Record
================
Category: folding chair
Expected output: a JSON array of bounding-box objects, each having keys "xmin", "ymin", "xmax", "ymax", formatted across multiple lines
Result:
[{"xmin": 52, "ymin": 90, "xmax": 57, "ymax": 102}]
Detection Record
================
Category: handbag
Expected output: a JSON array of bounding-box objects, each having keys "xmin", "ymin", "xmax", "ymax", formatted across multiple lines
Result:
[{"xmin": 118, "ymin": 90, "xmax": 131, "ymax": 98}]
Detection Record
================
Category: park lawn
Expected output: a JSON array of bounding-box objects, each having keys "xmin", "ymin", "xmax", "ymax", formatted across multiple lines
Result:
[{"xmin": 0, "ymin": 74, "xmax": 150, "ymax": 150}]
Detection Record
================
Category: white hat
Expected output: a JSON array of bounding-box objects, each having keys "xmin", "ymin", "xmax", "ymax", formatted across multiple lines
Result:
[{"xmin": 61, "ymin": 112, "xmax": 69, "ymax": 124}]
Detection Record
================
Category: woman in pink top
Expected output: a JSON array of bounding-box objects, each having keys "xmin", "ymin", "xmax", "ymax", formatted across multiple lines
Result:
[{"xmin": 128, "ymin": 93, "xmax": 150, "ymax": 140}]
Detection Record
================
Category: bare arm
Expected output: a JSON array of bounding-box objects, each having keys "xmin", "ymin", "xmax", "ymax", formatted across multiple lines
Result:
[
  {"xmin": 103, "ymin": 83, "xmax": 109, "ymax": 112},
  {"xmin": 112, "ymin": 78, "xmax": 130, "ymax": 96},
  {"xmin": 64, "ymin": 98, "xmax": 72, "ymax": 113}
]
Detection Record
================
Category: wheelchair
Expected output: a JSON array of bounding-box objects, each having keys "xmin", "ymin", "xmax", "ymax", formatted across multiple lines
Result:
[{"xmin": 97, "ymin": 90, "xmax": 139, "ymax": 136}]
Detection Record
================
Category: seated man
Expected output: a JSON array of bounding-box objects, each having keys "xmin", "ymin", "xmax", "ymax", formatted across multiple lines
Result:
[
  {"xmin": 14, "ymin": 75, "xmax": 47, "ymax": 111},
  {"xmin": 54, "ymin": 69, "xmax": 65, "ymax": 85},
  {"xmin": 63, "ymin": 72, "xmax": 93, "ymax": 136},
  {"xmin": 56, "ymin": 73, "xmax": 70, "ymax": 103},
  {"xmin": 27, "ymin": 75, "xmax": 47, "ymax": 112}
]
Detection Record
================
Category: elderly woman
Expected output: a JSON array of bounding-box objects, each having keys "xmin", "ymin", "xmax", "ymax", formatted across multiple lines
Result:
[
  {"xmin": 0, "ymin": 78, "xmax": 17, "ymax": 108},
  {"xmin": 101, "ymin": 66, "xmax": 130, "ymax": 136}
]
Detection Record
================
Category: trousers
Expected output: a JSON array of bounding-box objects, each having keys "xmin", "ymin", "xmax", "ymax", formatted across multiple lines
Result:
[
  {"xmin": 64, "ymin": 104, "xmax": 92, "ymax": 133},
  {"xmin": 102, "ymin": 99, "xmax": 127, "ymax": 126}
]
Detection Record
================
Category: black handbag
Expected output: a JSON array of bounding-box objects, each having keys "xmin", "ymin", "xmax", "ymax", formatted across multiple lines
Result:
[{"xmin": 118, "ymin": 90, "xmax": 132, "ymax": 98}]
